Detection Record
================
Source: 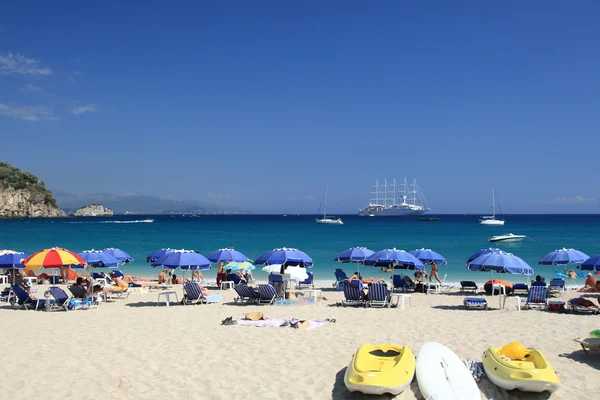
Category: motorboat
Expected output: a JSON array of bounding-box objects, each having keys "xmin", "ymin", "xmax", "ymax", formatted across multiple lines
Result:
[
  {"xmin": 479, "ymin": 188, "xmax": 505, "ymax": 225},
  {"xmin": 344, "ymin": 343, "xmax": 415, "ymax": 395},
  {"xmin": 489, "ymin": 233, "xmax": 526, "ymax": 243}
]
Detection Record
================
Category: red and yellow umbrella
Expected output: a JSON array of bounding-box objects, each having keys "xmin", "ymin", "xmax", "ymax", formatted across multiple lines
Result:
[{"xmin": 22, "ymin": 247, "xmax": 86, "ymax": 270}]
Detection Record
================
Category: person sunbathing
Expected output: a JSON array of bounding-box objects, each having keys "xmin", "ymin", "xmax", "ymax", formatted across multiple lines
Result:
[
  {"xmin": 121, "ymin": 275, "xmax": 159, "ymax": 288},
  {"xmin": 579, "ymin": 281, "xmax": 600, "ymax": 293},
  {"xmin": 570, "ymin": 297, "xmax": 600, "ymax": 310},
  {"xmin": 349, "ymin": 272, "xmax": 384, "ymax": 284}
]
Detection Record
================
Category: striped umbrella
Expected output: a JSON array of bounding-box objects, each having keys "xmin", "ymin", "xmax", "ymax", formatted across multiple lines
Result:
[
  {"xmin": 23, "ymin": 247, "xmax": 86, "ymax": 270},
  {"xmin": 224, "ymin": 261, "xmax": 256, "ymax": 271}
]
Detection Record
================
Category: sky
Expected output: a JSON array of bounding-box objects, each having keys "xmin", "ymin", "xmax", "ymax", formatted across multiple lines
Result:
[{"xmin": 1, "ymin": 1, "xmax": 599, "ymax": 214}]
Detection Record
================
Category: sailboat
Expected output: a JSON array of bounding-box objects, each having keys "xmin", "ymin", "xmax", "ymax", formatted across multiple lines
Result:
[
  {"xmin": 479, "ymin": 188, "xmax": 505, "ymax": 226},
  {"xmin": 315, "ymin": 185, "xmax": 343, "ymax": 225}
]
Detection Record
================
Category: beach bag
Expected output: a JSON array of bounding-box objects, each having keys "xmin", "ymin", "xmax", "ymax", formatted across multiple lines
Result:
[{"xmin": 244, "ymin": 312, "xmax": 264, "ymax": 321}]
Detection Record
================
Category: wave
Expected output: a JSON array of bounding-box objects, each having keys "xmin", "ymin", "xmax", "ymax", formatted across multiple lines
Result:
[{"xmin": 65, "ymin": 219, "xmax": 155, "ymax": 224}]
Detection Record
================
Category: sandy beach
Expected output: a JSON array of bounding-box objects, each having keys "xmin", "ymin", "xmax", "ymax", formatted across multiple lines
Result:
[{"xmin": 2, "ymin": 282, "xmax": 599, "ymax": 400}]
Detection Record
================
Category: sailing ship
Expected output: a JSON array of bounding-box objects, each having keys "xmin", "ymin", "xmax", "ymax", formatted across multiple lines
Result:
[
  {"xmin": 358, "ymin": 178, "xmax": 430, "ymax": 216},
  {"xmin": 479, "ymin": 188, "xmax": 505, "ymax": 226},
  {"xmin": 315, "ymin": 185, "xmax": 343, "ymax": 225}
]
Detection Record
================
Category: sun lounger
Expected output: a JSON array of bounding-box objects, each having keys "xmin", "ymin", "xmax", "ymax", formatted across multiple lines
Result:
[
  {"xmin": 297, "ymin": 271, "xmax": 314, "ymax": 289},
  {"xmin": 460, "ymin": 281, "xmax": 478, "ymax": 293},
  {"xmin": 257, "ymin": 284, "xmax": 284, "ymax": 305},
  {"xmin": 512, "ymin": 283, "xmax": 529, "ymax": 296},
  {"xmin": 333, "ymin": 269, "xmax": 347, "ymax": 291},
  {"xmin": 523, "ymin": 286, "xmax": 548, "ymax": 310},
  {"xmin": 567, "ymin": 298, "xmax": 600, "ymax": 314},
  {"xmin": 11, "ymin": 285, "xmax": 45, "ymax": 310},
  {"xmin": 183, "ymin": 282, "xmax": 221, "ymax": 305},
  {"xmin": 46, "ymin": 286, "xmax": 71, "ymax": 312},
  {"xmin": 367, "ymin": 282, "xmax": 390, "ymax": 308},
  {"xmin": 548, "ymin": 278, "xmax": 566, "ymax": 298},
  {"xmin": 342, "ymin": 280, "xmax": 366, "ymax": 307},
  {"xmin": 391, "ymin": 275, "xmax": 414, "ymax": 293},
  {"xmin": 233, "ymin": 283, "xmax": 261, "ymax": 304},
  {"xmin": 574, "ymin": 337, "xmax": 600, "ymax": 356},
  {"xmin": 464, "ymin": 297, "xmax": 488, "ymax": 310}
]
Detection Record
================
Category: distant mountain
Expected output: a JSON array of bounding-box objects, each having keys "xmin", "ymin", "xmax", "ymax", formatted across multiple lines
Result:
[{"xmin": 52, "ymin": 191, "xmax": 238, "ymax": 214}]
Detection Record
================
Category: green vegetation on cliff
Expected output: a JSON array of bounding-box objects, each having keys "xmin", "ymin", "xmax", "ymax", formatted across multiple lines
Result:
[{"xmin": 0, "ymin": 161, "xmax": 58, "ymax": 208}]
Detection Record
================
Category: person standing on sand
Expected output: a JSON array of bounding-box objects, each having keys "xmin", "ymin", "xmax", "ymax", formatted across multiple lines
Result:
[{"xmin": 430, "ymin": 262, "xmax": 442, "ymax": 284}]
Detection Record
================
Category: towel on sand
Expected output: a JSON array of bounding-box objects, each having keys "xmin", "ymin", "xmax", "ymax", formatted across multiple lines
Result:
[{"xmin": 235, "ymin": 318, "xmax": 329, "ymax": 330}]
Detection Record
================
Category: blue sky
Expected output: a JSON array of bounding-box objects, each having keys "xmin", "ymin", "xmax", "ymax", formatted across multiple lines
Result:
[{"xmin": 1, "ymin": 1, "xmax": 599, "ymax": 214}]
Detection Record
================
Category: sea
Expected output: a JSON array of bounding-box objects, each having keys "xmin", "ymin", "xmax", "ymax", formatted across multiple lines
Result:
[{"xmin": 1, "ymin": 214, "xmax": 599, "ymax": 287}]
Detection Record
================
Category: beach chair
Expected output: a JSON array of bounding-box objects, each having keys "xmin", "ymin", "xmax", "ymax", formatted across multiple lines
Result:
[
  {"xmin": 463, "ymin": 297, "xmax": 488, "ymax": 310},
  {"xmin": 233, "ymin": 283, "xmax": 261, "ymax": 304},
  {"xmin": 367, "ymin": 282, "xmax": 390, "ymax": 308},
  {"xmin": 113, "ymin": 270, "xmax": 125, "ymax": 278},
  {"xmin": 574, "ymin": 337, "xmax": 600, "ymax": 356},
  {"xmin": 567, "ymin": 297, "xmax": 600, "ymax": 315},
  {"xmin": 183, "ymin": 282, "xmax": 221, "ymax": 305},
  {"xmin": 342, "ymin": 280, "xmax": 366, "ymax": 307},
  {"xmin": 333, "ymin": 269, "xmax": 348, "ymax": 291},
  {"xmin": 268, "ymin": 273, "xmax": 288, "ymax": 293},
  {"xmin": 297, "ymin": 271, "xmax": 314, "ymax": 289},
  {"xmin": 512, "ymin": 283, "xmax": 529, "ymax": 296},
  {"xmin": 522, "ymin": 286, "xmax": 548, "ymax": 310},
  {"xmin": 548, "ymin": 278, "xmax": 566, "ymax": 298},
  {"xmin": 460, "ymin": 281, "xmax": 478, "ymax": 293},
  {"xmin": 391, "ymin": 275, "xmax": 411, "ymax": 293},
  {"xmin": 46, "ymin": 286, "xmax": 71, "ymax": 312},
  {"xmin": 67, "ymin": 285, "xmax": 100, "ymax": 309},
  {"xmin": 0, "ymin": 287, "xmax": 11, "ymax": 303},
  {"xmin": 227, "ymin": 273, "xmax": 244, "ymax": 285},
  {"xmin": 11, "ymin": 285, "xmax": 45, "ymax": 310},
  {"xmin": 257, "ymin": 284, "xmax": 284, "ymax": 305}
]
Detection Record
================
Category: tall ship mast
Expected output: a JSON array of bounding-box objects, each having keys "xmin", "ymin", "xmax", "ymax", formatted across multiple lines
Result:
[{"xmin": 358, "ymin": 178, "xmax": 430, "ymax": 216}]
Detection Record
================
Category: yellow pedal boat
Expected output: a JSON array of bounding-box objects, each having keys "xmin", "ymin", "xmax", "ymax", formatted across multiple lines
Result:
[
  {"xmin": 344, "ymin": 343, "xmax": 415, "ymax": 395},
  {"xmin": 482, "ymin": 345, "xmax": 560, "ymax": 393}
]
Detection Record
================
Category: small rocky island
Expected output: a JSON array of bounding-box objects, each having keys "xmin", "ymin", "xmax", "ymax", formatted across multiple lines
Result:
[
  {"xmin": 74, "ymin": 204, "xmax": 114, "ymax": 217},
  {"xmin": 0, "ymin": 162, "xmax": 66, "ymax": 218}
]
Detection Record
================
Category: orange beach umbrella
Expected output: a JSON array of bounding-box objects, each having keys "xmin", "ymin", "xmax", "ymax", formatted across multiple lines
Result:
[{"xmin": 22, "ymin": 247, "xmax": 86, "ymax": 270}]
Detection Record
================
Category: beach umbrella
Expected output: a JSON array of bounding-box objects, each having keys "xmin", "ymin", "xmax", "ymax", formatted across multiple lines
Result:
[
  {"xmin": 262, "ymin": 264, "xmax": 308, "ymax": 283},
  {"xmin": 262, "ymin": 264, "xmax": 284, "ymax": 274},
  {"xmin": 151, "ymin": 250, "xmax": 212, "ymax": 271},
  {"xmin": 254, "ymin": 248, "xmax": 313, "ymax": 267},
  {"xmin": 363, "ymin": 248, "xmax": 424, "ymax": 270},
  {"xmin": 465, "ymin": 248, "xmax": 505, "ymax": 266},
  {"xmin": 145, "ymin": 248, "xmax": 173, "ymax": 263},
  {"xmin": 23, "ymin": 247, "xmax": 86, "ymax": 270},
  {"xmin": 539, "ymin": 248, "xmax": 589, "ymax": 265},
  {"xmin": 76, "ymin": 250, "xmax": 120, "ymax": 269},
  {"xmin": 103, "ymin": 248, "xmax": 134, "ymax": 263},
  {"xmin": 224, "ymin": 261, "xmax": 255, "ymax": 271},
  {"xmin": 409, "ymin": 248, "xmax": 447, "ymax": 265},
  {"xmin": 334, "ymin": 247, "xmax": 374, "ymax": 276},
  {"xmin": 0, "ymin": 251, "xmax": 29, "ymax": 284},
  {"xmin": 206, "ymin": 248, "xmax": 249, "ymax": 263},
  {"xmin": 579, "ymin": 254, "xmax": 600, "ymax": 271}
]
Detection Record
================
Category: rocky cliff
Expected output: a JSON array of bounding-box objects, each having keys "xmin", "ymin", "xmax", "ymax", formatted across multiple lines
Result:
[
  {"xmin": 0, "ymin": 162, "xmax": 66, "ymax": 218},
  {"xmin": 74, "ymin": 204, "xmax": 114, "ymax": 217}
]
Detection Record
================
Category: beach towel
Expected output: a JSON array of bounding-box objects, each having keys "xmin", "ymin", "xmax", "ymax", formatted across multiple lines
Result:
[{"xmin": 235, "ymin": 318, "xmax": 330, "ymax": 330}]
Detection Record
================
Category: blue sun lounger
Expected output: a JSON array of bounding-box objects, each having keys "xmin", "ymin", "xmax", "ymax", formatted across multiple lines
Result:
[
  {"xmin": 464, "ymin": 297, "xmax": 488, "ymax": 310},
  {"xmin": 391, "ymin": 275, "xmax": 414, "ymax": 293},
  {"xmin": 183, "ymin": 282, "xmax": 221, "ymax": 305},
  {"xmin": 367, "ymin": 282, "xmax": 390, "ymax": 308},
  {"xmin": 334, "ymin": 269, "xmax": 348, "ymax": 291},
  {"xmin": 46, "ymin": 286, "xmax": 71, "ymax": 311},
  {"xmin": 523, "ymin": 286, "xmax": 548, "ymax": 310},
  {"xmin": 343, "ymin": 280, "xmax": 366, "ymax": 307},
  {"xmin": 298, "ymin": 271, "xmax": 314, "ymax": 289},
  {"xmin": 233, "ymin": 283, "xmax": 261, "ymax": 304},
  {"xmin": 257, "ymin": 284, "xmax": 284, "ymax": 305},
  {"xmin": 11, "ymin": 285, "xmax": 41, "ymax": 310}
]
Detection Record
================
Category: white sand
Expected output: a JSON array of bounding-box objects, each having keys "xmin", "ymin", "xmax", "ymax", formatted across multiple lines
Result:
[{"xmin": 2, "ymin": 283, "xmax": 599, "ymax": 399}]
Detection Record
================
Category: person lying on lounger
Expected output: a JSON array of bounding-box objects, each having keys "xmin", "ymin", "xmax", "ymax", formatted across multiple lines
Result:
[
  {"xmin": 578, "ymin": 281, "xmax": 600, "ymax": 293},
  {"xmin": 570, "ymin": 297, "xmax": 600, "ymax": 310},
  {"xmin": 348, "ymin": 272, "xmax": 384, "ymax": 284},
  {"xmin": 119, "ymin": 274, "xmax": 160, "ymax": 288}
]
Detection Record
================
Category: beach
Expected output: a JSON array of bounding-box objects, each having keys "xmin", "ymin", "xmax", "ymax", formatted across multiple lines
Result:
[{"xmin": 3, "ymin": 282, "xmax": 598, "ymax": 400}]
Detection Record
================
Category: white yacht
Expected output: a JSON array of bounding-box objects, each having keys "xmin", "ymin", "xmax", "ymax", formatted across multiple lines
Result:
[
  {"xmin": 358, "ymin": 178, "xmax": 430, "ymax": 216},
  {"xmin": 479, "ymin": 188, "xmax": 505, "ymax": 226},
  {"xmin": 489, "ymin": 233, "xmax": 526, "ymax": 242},
  {"xmin": 315, "ymin": 185, "xmax": 343, "ymax": 225}
]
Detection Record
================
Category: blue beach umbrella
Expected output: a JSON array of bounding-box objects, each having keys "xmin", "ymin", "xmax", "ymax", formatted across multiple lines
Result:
[
  {"xmin": 334, "ymin": 247, "xmax": 374, "ymax": 263},
  {"xmin": 363, "ymin": 249, "xmax": 424, "ymax": 270},
  {"xmin": 254, "ymin": 248, "xmax": 313, "ymax": 267},
  {"xmin": 103, "ymin": 248, "xmax": 134, "ymax": 263},
  {"xmin": 539, "ymin": 248, "xmax": 589, "ymax": 265},
  {"xmin": 466, "ymin": 248, "xmax": 505, "ymax": 266},
  {"xmin": 146, "ymin": 248, "xmax": 173, "ymax": 263},
  {"xmin": 579, "ymin": 254, "xmax": 600, "ymax": 271},
  {"xmin": 151, "ymin": 250, "xmax": 212, "ymax": 271},
  {"xmin": 409, "ymin": 248, "xmax": 447, "ymax": 265},
  {"xmin": 0, "ymin": 251, "xmax": 29, "ymax": 269},
  {"xmin": 206, "ymin": 248, "xmax": 249, "ymax": 263},
  {"xmin": 467, "ymin": 252, "xmax": 533, "ymax": 275},
  {"xmin": 76, "ymin": 250, "xmax": 120, "ymax": 269}
]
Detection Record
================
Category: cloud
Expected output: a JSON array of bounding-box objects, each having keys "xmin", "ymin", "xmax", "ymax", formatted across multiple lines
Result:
[
  {"xmin": 71, "ymin": 104, "xmax": 97, "ymax": 115},
  {"xmin": 0, "ymin": 52, "xmax": 52, "ymax": 76},
  {"xmin": 21, "ymin": 83, "xmax": 44, "ymax": 93},
  {"xmin": 207, "ymin": 193, "xmax": 236, "ymax": 199},
  {"xmin": 0, "ymin": 103, "xmax": 56, "ymax": 121},
  {"xmin": 551, "ymin": 195, "xmax": 598, "ymax": 204}
]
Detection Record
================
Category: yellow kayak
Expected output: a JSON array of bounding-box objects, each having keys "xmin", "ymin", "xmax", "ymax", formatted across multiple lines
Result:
[
  {"xmin": 482, "ymin": 345, "xmax": 560, "ymax": 393},
  {"xmin": 344, "ymin": 343, "xmax": 415, "ymax": 395}
]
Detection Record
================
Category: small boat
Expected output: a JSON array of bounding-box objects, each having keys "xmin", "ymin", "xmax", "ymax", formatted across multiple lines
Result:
[
  {"xmin": 479, "ymin": 188, "xmax": 505, "ymax": 225},
  {"xmin": 315, "ymin": 185, "xmax": 343, "ymax": 225},
  {"xmin": 417, "ymin": 217, "xmax": 440, "ymax": 222},
  {"xmin": 344, "ymin": 343, "xmax": 415, "ymax": 395},
  {"xmin": 482, "ymin": 344, "xmax": 560, "ymax": 393},
  {"xmin": 417, "ymin": 342, "xmax": 481, "ymax": 400},
  {"xmin": 489, "ymin": 233, "xmax": 526, "ymax": 243}
]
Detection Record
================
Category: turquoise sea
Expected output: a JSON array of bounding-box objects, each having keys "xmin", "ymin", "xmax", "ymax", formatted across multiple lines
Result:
[{"xmin": 1, "ymin": 214, "xmax": 599, "ymax": 286}]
